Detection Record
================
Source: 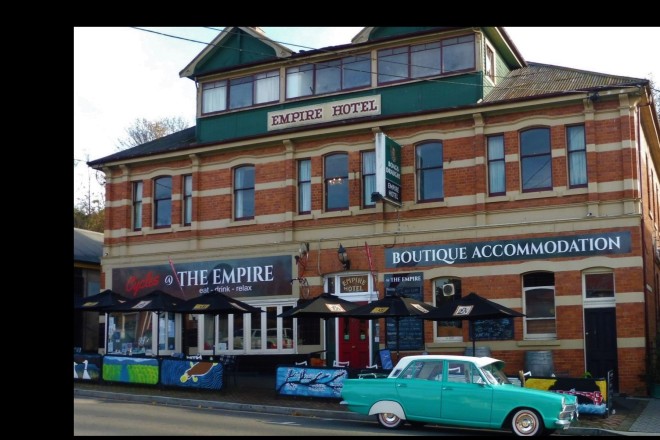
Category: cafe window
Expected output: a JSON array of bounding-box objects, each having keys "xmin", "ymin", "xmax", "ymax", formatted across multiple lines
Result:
[
  {"xmin": 523, "ymin": 272, "xmax": 556, "ymax": 339},
  {"xmin": 433, "ymin": 277, "xmax": 463, "ymax": 342},
  {"xmin": 107, "ymin": 311, "xmax": 180, "ymax": 355}
]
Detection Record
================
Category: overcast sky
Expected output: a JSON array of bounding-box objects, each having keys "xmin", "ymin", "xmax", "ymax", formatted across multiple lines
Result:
[{"xmin": 74, "ymin": 27, "xmax": 660, "ymax": 203}]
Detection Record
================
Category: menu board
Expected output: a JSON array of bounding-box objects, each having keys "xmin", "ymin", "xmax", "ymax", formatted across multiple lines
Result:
[
  {"xmin": 384, "ymin": 273, "xmax": 424, "ymax": 351},
  {"xmin": 470, "ymin": 317, "xmax": 514, "ymax": 340}
]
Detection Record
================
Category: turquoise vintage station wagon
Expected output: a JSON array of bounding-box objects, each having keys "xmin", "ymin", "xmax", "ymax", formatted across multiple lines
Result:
[{"xmin": 340, "ymin": 355, "xmax": 578, "ymax": 436}]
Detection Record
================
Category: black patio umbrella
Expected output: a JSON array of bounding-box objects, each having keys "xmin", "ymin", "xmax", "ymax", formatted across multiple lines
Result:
[
  {"xmin": 74, "ymin": 289, "xmax": 127, "ymax": 311},
  {"xmin": 278, "ymin": 292, "xmax": 359, "ymax": 361},
  {"xmin": 177, "ymin": 291, "xmax": 263, "ymax": 355},
  {"xmin": 344, "ymin": 291, "xmax": 439, "ymax": 360},
  {"xmin": 422, "ymin": 291, "xmax": 525, "ymax": 354},
  {"xmin": 106, "ymin": 290, "xmax": 183, "ymax": 356},
  {"xmin": 74, "ymin": 289, "xmax": 128, "ymax": 352}
]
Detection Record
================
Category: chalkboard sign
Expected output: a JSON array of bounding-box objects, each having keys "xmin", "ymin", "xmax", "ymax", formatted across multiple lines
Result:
[
  {"xmin": 470, "ymin": 318, "xmax": 514, "ymax": 340},
  {"xmin": 379, "ymin": 349, "xmax": 393, "ymax": 369},
  {"xmin": 384, "ymin": 273, "xmax": 424, "ymax": 351}
]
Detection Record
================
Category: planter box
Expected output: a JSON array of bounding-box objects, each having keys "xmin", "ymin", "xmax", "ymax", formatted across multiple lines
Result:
[{"xmin": 524, "ymin": 370, "xmax": 613, "ymax": 418}]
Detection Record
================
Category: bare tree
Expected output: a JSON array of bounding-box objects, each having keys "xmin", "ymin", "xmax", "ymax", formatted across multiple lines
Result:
[{"xmin": 116, "ymin": 116, "xmax": 190, "ymax": 150}]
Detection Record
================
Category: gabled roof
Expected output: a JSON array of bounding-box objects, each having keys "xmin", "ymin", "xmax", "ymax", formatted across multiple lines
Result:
[
  {"xmin": 179, "ymin": 27, "xmax": 293, "ymax": 79},
  {"xmin": 88, "ymin": 126, "xmax": 196, "ymax": 166},
  {"xmin": 483, "ymin": 62, "xmax": 647, "ymax": 103},
  {"xmin": 74, "ymin": 228, "xmax": 103, "ymax": 265}
]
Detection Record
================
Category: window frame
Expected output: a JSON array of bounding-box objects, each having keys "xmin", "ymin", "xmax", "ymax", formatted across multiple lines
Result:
[
  {"xmin": 286, "ymin": 53, "xmax": 371, "ymax": 100},
  {"xmin": 362, "ymin": 150, "xmax": 376, "ymax": 208},
  {"xmin": 433, "ymin": 277, "xmax": 463, "ymax": 342},
  {"xmin": 132, "ymin": 181, "xmax": 143, "ymax": 231},
  {"xmin": 485, "ymin": 45, "xmax": 495, "ymax": 82},
  {"xmin": 182, "ymin": 174, "xmax": 192, "ymax": 226},
  {"xmin": 153, "ymin": 176, "xmax": 172, "ymax": 229},
  {"xmin": 201, "ymin": 70, "xmax": 280, "ymax": 115},
  {"xmin": 415, "ymin": 141, "xmax": 444, "ymax": 202},
  {"xmin": 298, "ymin": 159, "xmax": 311, "ymax": 215},
  {"xmin": 522, "ymin": 272, "xmax": 556, "ymax": 340},
  {"xmin": 377, "ymin": 34, "xmax": 475, "ymax": 85},
  {"xmin": 487, "ymin": 134, "xmax": 506, "ymax": 196},
  {"xmin": 520, "ymin": 127, "xmax": 553, "ymax": 193},
  {"xmin": 566, "ymin": 124, "xmax": 587, "ymax": 188},
  {"xmin": 234, "ymin": 165, "xmax": 255, "ymax": 221},
  {"xmin": 324, "ymin": 153, "xmax": 349, "ymax": 212}
]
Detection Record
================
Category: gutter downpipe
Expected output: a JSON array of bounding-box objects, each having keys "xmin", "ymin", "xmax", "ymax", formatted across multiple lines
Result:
[{"xmin": 635, "ymin": 98, "xmax": 652, "ymax": 396}]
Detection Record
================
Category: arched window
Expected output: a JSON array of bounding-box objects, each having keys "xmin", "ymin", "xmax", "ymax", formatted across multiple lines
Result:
[
  {"xmin": 324, "ymin": 153, "xmax": 349, "ymax": 211},
  {"xmin": 234, "ymin": 165, "xmax": 255, "ymax": 220}
]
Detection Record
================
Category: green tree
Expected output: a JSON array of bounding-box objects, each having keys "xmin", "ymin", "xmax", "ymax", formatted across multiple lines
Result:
[{"xmin": 116, "ymin": 116, "xmax": 190, "ymax": 150}]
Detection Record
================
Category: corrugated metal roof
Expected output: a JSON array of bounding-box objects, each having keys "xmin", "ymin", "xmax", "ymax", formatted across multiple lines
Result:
[
  {"xmin": 483, "ymin": 62, "xmax": 645, "ymax": 103},
  {"xmin": 88, "ymin": 126, "xmax": 196, "ymax": 167},
  {"xmin": 74, "ymin": 228, "xmax": 103, "ymax": 265}
]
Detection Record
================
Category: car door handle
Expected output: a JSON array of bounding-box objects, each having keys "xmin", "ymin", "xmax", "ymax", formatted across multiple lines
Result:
[
  {"xmin": 442, "ymin": 387, "xmax": 452, "ymax": 390},
  {"xmin": 396, "ymin": 383, "xmax": 407, "ymax": 388}
]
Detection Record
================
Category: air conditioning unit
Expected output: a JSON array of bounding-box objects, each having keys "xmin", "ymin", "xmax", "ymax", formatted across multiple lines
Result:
[{"xmin": 442, "ymin": 283, "xmax": 455, "ymax": 297}]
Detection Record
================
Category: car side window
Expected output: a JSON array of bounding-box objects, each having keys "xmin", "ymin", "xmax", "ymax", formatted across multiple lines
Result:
[{"xmin": 401, "ymin": 361, "xmax": 424, "ymax": 379}]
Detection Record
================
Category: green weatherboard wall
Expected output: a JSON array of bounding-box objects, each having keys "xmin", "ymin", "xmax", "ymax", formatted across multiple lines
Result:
[{"xmin": 196, "ymin": 73, "xmax": 484, "ymax": 144}]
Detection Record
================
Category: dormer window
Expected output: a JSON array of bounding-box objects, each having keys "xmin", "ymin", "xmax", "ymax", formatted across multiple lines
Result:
[
  {"xmin": 378, "ymin": 34, "xmax": 475, "ymax": 84},
  {"xmin": 286, "ymin": 54, "xmax": 371, "ymax": 99},
  {"xmin": 202, "ymin": 70, "xmax": 279, "ymax": 115}
]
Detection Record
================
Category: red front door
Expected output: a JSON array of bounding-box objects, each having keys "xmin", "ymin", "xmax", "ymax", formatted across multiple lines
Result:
[{"xmin": 337, "ymin": 317, "xmax": 370, "ymax": 369}]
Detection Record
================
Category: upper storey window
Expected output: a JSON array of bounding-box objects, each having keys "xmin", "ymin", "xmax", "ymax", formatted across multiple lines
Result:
[
  {"xmin": 520, "ymin": 128, "xmax": 552, "ymax": 192},
  {"xmin": 202, "ymin": 70, "xmax": 279, "ymax": 114},
  {"xmin": 378, "ymin": 34, "xmax": 475, "ymax": 84},
  {"xmin": 286, "ymin": 54, "xmax": 371, "ymax": 99},
  {"xmin": 154, "ymin": 176, "xmax": 172, "ymax": 228}
]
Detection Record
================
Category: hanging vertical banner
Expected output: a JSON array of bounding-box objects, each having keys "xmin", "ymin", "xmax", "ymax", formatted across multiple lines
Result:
[{"xmin": 375, "ymin": 132, "xmax": 402, "ymax": 207}]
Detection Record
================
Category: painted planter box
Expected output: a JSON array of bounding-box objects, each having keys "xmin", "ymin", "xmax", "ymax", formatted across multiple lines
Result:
[
  {"xmin": 524, "ymin": 370, "xmax": 613, "ymax": 418},
  {"xmin": 276, "ymin": 365, "xmax": 348, "ymax": 398},
  {"xmin": 161, "ymin": 358, "xmax": 223, "ymax": 390}
]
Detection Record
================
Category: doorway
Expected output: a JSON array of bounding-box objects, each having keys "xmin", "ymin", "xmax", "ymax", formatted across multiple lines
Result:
[
  {"xmin": 337, "ymin": 317, "xmax": 370, "ymax": 368},
  {"xmin": 584, "ymin": 307, "xmax": 619, "ymax": 391}
]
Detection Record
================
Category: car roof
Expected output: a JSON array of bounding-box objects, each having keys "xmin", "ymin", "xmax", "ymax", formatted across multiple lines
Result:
[{"xmin": 393, "ymin": 354, "xmax": 502, "ymax": 369}]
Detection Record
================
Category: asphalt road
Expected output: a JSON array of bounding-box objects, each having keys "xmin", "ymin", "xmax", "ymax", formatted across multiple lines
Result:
[{"xmin": 74, "ymin": 395, "xmax": 506, "ymax": 436}]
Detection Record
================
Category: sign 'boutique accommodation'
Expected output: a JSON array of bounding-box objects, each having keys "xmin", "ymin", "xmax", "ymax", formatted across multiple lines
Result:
[{"xmin": 88, "ymin": 27, "xmax": 660, "ymax": 396}]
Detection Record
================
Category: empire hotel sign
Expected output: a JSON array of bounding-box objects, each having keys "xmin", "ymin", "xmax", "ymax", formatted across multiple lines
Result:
[{"xmin": 385, "ymin": 232, "xmax": 631, "ymax": 268}]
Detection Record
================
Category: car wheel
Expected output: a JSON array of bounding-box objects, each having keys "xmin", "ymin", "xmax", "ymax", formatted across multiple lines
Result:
[
  {"xmin": 511, "ymin": 408, "xmax": 543, "ymax": 436},
  {"xmin": 377, "ymin": 412, "xmax": 404, "ymax": 429}
]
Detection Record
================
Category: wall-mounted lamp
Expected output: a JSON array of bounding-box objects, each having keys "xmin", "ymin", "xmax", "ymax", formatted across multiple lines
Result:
[
  {"xmin": 337, "ymin": 244, "xmax": 350, "ymax": 270},
  {"xmin": 371, "ymin": 192, "xmax": 383, "ymax": 203}
]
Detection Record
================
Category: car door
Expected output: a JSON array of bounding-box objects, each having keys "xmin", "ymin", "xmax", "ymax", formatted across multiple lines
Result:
[
  {"xmin": 440, "ymin": 360, "xmax": 493, "ymax": 423},
  {"xmin": 393, "ymin": 360, "xmax": 443, "ymax": 420}
]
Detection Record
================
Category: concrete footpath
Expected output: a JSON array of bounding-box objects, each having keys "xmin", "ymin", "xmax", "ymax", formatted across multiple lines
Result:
[{"xmin": 74, "ymin": 374, "xmax": 660, "ymax": 436}]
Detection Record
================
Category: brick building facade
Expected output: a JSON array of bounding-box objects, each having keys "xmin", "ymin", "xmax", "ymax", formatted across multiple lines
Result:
[{"xmin": 89, "ymin": 27, "xmax": 660, "ymax": 395}]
